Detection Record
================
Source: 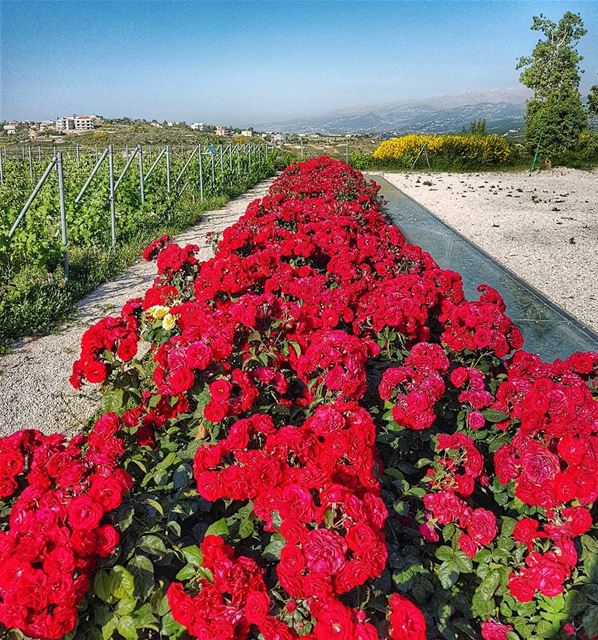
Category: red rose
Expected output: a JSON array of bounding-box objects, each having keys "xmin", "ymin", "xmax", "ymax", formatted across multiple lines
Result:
[
  {"xmin": 0, "ymin": 476, "xmax": 17, "ymax": 499},
  {"xmin": 467, "ymin": 411, "xmax": 485, "ymax": 430},
  {"xmin": 562, "ymin": 506, "xmax": 592, "ymax": 536},
  {"xmin": 279, "ymin": 543, "xmax": 307, "ymax": 578},
  {"xmin": 95, "ymin": 525, "xmax": 120, "ymax": 558},
  {"xmin": 42, "ymin": 546, "xmax": 75, "ymax": 575},
  {"xmin": 89, "ymin": 476, "xmax": 124, "ymax": 511},
  {"xmin": 245, "ymin": 591, "xmax": 270, "ymax": 626},
  {"xmin": 507, "ymin": 572, "xmax": 536, "ymax": 602},
  {"xmin": 458, "ymin": 533, "xmax": 478, "ymax": 558},
  {"xmin": 168, "ymin": 368, "xmax": 195, "ymax": 395},
  {"xmin": 166, "ymin": 583, "xmax": 195, "ymax": 629},
  {"xmin": 513, "ymin": 518, "xmax": 542, "ymax": 546},
  {"xmin": 67, "ymin": 496, "xmax": 104, "ymax": 530},
  {"xmin": 388, "ymin": 593, "xmax": 427, "ymax": 640},
  {"xmin": 117, "ymin": 337, "xmax": 138, "ymax": 363},
  {"xmin": 0, "ymin": 449, "xmax": 25, "ymax": 477},
  {"xmin": 86, "ymin": 360, "xmax": 107, "ymax": 384},
  {"xmin": 92, "ymin": 413, "xmax": 120, "ymax": 439},
  {"xmin": 313, "ymin": 600, "xmax": 355, "ymax": 640},
  {"xmin": 481, "ymin": 620, "xmax": 513, "ymax": 640},
  {"xmin": 303, "ymin": 529, "xmax": 348, "ymax": 575},
  {"xmin": 204, "ymin": 400, "xmax": 228, "ymax": 423},
  {"xmin": 345, "ymin": 524, "xmax": 377, "ymax": 555},
  {"xmin": 520, "ymin": 445, "xmax": 560, "ymax": 485},
  {"xmin": 210, "ymin": 379, "xmax": 232, "ymax": 402},
  {"xmin": 466, "ymin": 508, "xmax": 497, "ymax": 546},
  {"xmin": 450, "ymin": 367, "xmax": 469, "ymax": 388},
  {"xmin": 279, "ymin": 485, "xmax": 315, "ymax": 523}
]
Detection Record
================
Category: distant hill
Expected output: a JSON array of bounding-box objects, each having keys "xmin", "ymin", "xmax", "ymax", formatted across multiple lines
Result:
[{"xmin": 262, "ymin": 89, "xmax": 528, "ymax": 135}]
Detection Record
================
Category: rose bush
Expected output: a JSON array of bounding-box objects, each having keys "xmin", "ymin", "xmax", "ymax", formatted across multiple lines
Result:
[{"xmin": 1, "ymin": 157, "xmax": 597, "ymax": 640}]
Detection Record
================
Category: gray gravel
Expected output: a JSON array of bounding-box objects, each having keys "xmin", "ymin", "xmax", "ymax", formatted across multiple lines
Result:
[
  {"xmin": 0, "ymin": 179, "xmax": 274, "ymax": 438},
  {"xmin": 382, "ymin": 169, "xmax": 598, "ymax": 331}
]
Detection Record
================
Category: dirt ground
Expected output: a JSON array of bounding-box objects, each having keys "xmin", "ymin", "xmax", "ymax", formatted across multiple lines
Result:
[{"xmin": 382, "ymin": 168, "xmax": 598, "ymax": 331}]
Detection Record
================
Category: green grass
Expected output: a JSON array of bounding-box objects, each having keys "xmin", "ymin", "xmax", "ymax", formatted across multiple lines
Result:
[{"xmin": 0, "ymin": 181, "xmax": 269, "ymax": 352}]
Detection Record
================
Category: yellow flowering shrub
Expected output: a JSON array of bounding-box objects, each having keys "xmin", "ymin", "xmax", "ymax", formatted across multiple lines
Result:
[{"xmin": 372, "ymin": 134, "xmax": 513, "ymax": 168}]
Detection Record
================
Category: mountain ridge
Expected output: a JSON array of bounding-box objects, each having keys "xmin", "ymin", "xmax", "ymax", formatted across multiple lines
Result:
[{"xmin": 260, "ymin": 88, "xmax": 529, "ymax": 134}]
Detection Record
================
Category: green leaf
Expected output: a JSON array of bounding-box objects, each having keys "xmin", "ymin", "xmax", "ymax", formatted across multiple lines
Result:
[
  {"xmin": 101, "ymin": 618, "xmax": 117, "ymax": 640},
  {"xmin": 584, "ymin": 605, "xmax": 598, "ymax": 637},
  {"xmin": 145, "ymin": 498, "xmax": 165, "ymax": 517},
  {"xmin": 263, "ymin": 537, "xmax": 286, "ymax": 562},
  {"xmin": 536, "ymin": 618, "xmax": 560, "ymax": 638},
  {"xmin": 435, "ymin": 546, "xmax": 454, "ymax": 562},
  {"xmin": 111, "ymin": 566, "xmax": 136, "ymax": 600},
  {"xmin": 271, "ymin": 510, "xmax": 282, "ymax": 529},
  {"xmin": 289, "ymin": 340, "xmax": 301, "ymax": 357},
  {"xmin": 205, "ymin": 517, "xmax": 229, "ymax": 538},
  {"xmin": 438, "ymin": 561, "xmax": 459, "ymax": 589},
  {"xmin": 137, "ymin": 534, "xmax": 168, "ymax": 556},
  {"xmin": 482, "ymin": 408, "xmax": 510, "ymax": 423},
  {"xmin": 176, "ymin": 564, "xmax": 197, "ymax": 580},
  {"xmin": 478, "ymin": 570, "xmax": 501, "ymax": 601},
  {"xmin": 173, "ymin": 463, "xmax": 193, "ymax": 489},
  {"xmin": 94, "ymin": 570, "xmax": 113, "ymax": 603},
  {"xmin": 116, "ymin": 615, "xmax": 138, "ymax": 640},
  {"xmin": 239, "ymin": 518, "xmax": 254, "ymax": 539},
  {"xmin": 582, "ymin": 535, "xmax": 598, "ymax": 577},
  {"xmin": 127, "ymin": 555, "xmax": 155, "ymax": 600},
  {"xmin": 453, "ymin": 550, "xmax": 473, "ymax": 573},
  {"xmin": 115, "ymin": 597, "xmax": 138, "ymax": 616},
  {"xmin": 471, "ymin": 592, "xmax": 494, "ymax": 618},
  {"xmin": 181, "ymin": 545, "xmax": 203, "ymax": 567},
  {"xmin": 103, "ymin": 388, "xmax": 124, "ymax": 413},
  {"xmin": 132, "ymin": 603, "xmax": 158, "ymax": 630},
  {"xmin": 161, "ymin": 612, "xmax": 186, "ymax": 638},
  {"xmin": 393, "ymin": 500, "xmax": 409, "ymax": 516}
]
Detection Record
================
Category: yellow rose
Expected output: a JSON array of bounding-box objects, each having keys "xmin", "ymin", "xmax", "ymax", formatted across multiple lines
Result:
[
  {"xmin": 162, "ymin": 313, "xmax": 176, "ymax": 331},
  {"xmin": 146, "ymin": 305, "xmax": 169, "ymax": 320}
]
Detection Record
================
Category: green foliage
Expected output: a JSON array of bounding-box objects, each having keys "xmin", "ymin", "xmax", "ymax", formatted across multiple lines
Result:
[
  {"xmin": 348, "ymin": 149, "xmax": 371, "ymax": 170},
  {"xmin": 588, "ymin": 85, "xmax": 598, "ymax": 117},
  {"xmin": 525, "ymin": 93, "xmax": 589, "ymax": 162},
  {"xmin": 468, "ymin": 119, "xmax": 487, "ymax": 135},
  {"xmin": 0, "ymin": 146, "xmax": 279, "ymax": 349},
  {"xmin": 517, "ymin": 11, "xmax": 589, "ymax": 160}
]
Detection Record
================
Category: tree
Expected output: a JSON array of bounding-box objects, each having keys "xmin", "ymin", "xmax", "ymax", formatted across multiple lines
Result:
[
  {"xmin": 589, "ymin": 85, "xmax": 598, "ymax": 117},
  {"xmin": 517, "ymin": 12, "xmax": 588, "ymax": 160},
  {"xmin": 469, "ymin": 118, "xmax": 487, "ymax": 135}
]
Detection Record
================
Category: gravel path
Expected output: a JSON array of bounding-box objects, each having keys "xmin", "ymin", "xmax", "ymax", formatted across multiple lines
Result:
[
  {"xmin": 0, "ymin": 179, "xmax": 274, "ymax": 438},
  {"xmin": 381, "ymin": 169, "xmax": 598, "ymax": 331}
]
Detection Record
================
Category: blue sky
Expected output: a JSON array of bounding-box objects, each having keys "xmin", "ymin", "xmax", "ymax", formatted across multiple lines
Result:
[{"xmin": 1, "ymin": 1, "xmax": 597, "ymax": 126}]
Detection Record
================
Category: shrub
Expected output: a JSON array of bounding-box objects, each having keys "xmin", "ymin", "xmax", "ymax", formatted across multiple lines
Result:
[
  {"xmin": 1, "ymin": 158, "xmax": 597, "ymax": 640},
  {"xmin": 372, "ymin": 134, "xmax": 514, "ymax": 169}
]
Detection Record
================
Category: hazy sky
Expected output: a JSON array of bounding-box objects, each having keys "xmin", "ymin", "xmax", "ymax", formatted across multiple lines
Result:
[{"xmin": 1, "ymin": 0, "xmax": 597, "ymax": 126}]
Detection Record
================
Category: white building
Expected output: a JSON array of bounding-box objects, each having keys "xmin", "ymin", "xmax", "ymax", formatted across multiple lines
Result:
[
  {"xmin": 215, "ymin": 125, "xmax": 231, "ymax": 137},
  {"xmin": 56, "ymin": 117, "xmax": 75, "ymax": 131},
  {"xmin": 56, "ymin": 115, "xmax": 97, "ymax": 132},
  {"xmin": 3, "ymin": 123, "xmax": 17, "ymax": 135},
  {"xmin": 74, "ymin": 115, "xmax": 96, "ymax": 130},
  {"xmin": 190, "ymin": 122, "xmax": 206, "ymax": 131},
  {"xmin": 240, "ymin": 128, "xmax": 254, "ymax": 137}
]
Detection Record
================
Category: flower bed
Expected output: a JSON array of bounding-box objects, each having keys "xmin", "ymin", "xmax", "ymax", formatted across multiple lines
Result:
[
  {"xmin": 1, "ymin": 157, "xmax": 597, "ymax": 640},
  {"xmin": 372, "ymin": 134, "xmax": 514, "ymax": 168}
]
